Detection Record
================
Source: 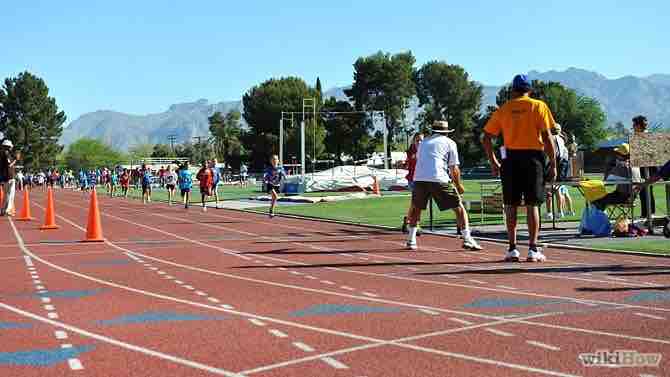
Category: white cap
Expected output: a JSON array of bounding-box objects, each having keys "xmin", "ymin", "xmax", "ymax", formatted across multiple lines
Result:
[{"xmin": 1, "ymin": 140, "xmax": 13, "ymax": 149}]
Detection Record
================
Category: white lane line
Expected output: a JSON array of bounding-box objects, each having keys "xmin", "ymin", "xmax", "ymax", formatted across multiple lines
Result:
[
  {"xmin": 526, "ymin": 340, "xmax": 560, "ymax": 351},
  {"xmin": 361, "ymin": 292, "xmax": 378, "ymax": 297},
  {"xmin": 407, "ymin": 267, "xmax": 419, "ymax": 271},
  {"xmin": 174, "ymin": 280, "xmax": 184, "ymax": 284},
  {"xmin": 61, "ymin": 344, "xmax": 73, "ymax": 348},
  {"xmin": 54, "ymin": 330, "xmax": 68, "ymax": 339},
  {"xmin": 183, "ymin": 285, "xmax": 195, "ymax": 290},
  {"xmin": 496, "ymin": 285, "xmax": 517, "ymax": 290},
  {"xmin": 44, "ymin": 305, "xmax": 56, "ymax": 311},
  {"xmin": 634, "ymin": 312, "xmax": 666, "ymax": 320},
  {"xmin": 607, "ymin": 276, "xmax": 628, "ymax": 282},
  {"xmin": 269, "ymin": 329, "xmax": 288, "ymax": 338},
  {"xmin": 418, "ymin": 309, "xmax": 440, "ymax": 316},
  {"xmin": 220, "ymin": 304, "xmax": 234, "ymax": 310},
  {"xmin": 290, "ymin": 271, "xmax": 303, "ymax": 275},
  {"xmin": 305, "ymin": 276, "xmax": 318, "ymax": 280},
  {"xmin": 340, "ymin": 286, "xmax": 355, "ymax": 291},
  {"xmin": 23, "ymin": 255, "xmax": 34, "ymax": 267},
  {"xmin": 0, "ymin": 300, "xmax": 242, "ymax": 377},
  {"xmin": 149, "ymin": 267, "xmax": 159, "ymax": 271},
  {"xmin": 157, "ymin": 271, "xmax": 166, "ymax": 275},
  {"xmin": 485, "ymin": 328, "xmax": 515, "ymax": 337},
  {"xmin": 164, "ymin": 275, "xmax": 174, "ymax": 279},
  {"xmin": 264, "ymin": 264, "xmax": 275, "ymax": 267},
  {"xmin": 41, "ymin": 297, "xmax": 51, "ymax": 303},
  {"xmin": 33, "ymin": 280, "xmax": 42, "ymax": 284},
  {"xmin": 16, "ymin": 215, "xmax": 590, "ymax": 377},
  {"xmin": 207, "ymin": 298, "xmax": 220, "ymax": 303},
  {"xmin": 449, "ymin": 318, "xmax": 474, "ymax": 326},
  {"xmin": 320, "ymin": 280, "xmax": 335, "ymax": 285},
  {"xmin": 47, "ymin": 312, "xmax": 59, "ymax": 319},
  {"xmin": 358, "ymin": 257, "xmax": 369, "ymax": 260},
  {"xmin": 195, "ymin": 291, "xmax": 207, "ymax": 296},
  {"xmin": 35, "ymin": 285, "xmax": 46, "ymax": 290},
  {"xmin": 292, "ymin": 342, "xmax": 315, "ymax": 352},
  {"xmin": 68, "ymin": 358, "xmax": 84, "ymax": 370},
  {"xmin": 469, "ymin": 279, "xmax": 486, "ymax": 284},
  {"xmin": 32, "ymin": 211, "xmax": 670, "ymax": 350},
  {"xmin": 278, "ymin": 267, "xmax": 288, "ymax": 271},
  {"xmin": 249, "ymin": 319, "xmax": 266, "ymax": 326},
  {"xmin": 321, "ymin": 357, "xmax": 349, "ymax": 369}
]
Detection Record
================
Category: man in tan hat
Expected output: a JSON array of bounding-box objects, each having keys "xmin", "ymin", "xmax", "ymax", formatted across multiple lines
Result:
[{"xmin": 405, "ymin": 120, "xmax": 481, "ymax": 251}]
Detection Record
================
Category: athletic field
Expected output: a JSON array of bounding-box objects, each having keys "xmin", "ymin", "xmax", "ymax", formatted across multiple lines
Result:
[{"xmin": 1, "ymin": 189, "xmax": 668, "ymax": 376}]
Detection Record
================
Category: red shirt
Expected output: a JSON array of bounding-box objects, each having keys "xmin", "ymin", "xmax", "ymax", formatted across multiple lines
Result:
[
  {"xmin": 120, "ymin": 174, "xmax": 130, "ymax": 187},
  {"xmin": 197, "ymin": 168, "xmax": 213, "ymax": 189},
  {"xmin": 405, "ymin": 144, "xmax": 418, "ymax": 182}
]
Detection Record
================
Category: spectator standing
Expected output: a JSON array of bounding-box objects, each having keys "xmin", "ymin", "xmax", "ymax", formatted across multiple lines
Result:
[{"xmin": 482, "ymin": 74, "xmax": 557, "ymax": 263}]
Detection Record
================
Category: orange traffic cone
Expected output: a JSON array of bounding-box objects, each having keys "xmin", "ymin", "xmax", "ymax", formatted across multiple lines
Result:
[
  {"xmin": 373, "ymin": 176, "xmax": 381, "ymax": 196},
  {"xmin": 16, "ymin": 190, "xmax": 34, "ymax": 221},
  {"xmin": 83, "ymin": 188, "xmax": 104, "ymax": 242},
  {"xmin": 40, "ymin": 187, "xmax": 59, "ymax": 230}
]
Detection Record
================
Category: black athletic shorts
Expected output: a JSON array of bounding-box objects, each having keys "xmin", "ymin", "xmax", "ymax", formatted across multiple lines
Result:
[
  {"xmin": 501, "ymin": 150, "xmax": 547, "ymax": 206},
  {"xmin": 265, "ymin": 184, "xmax": 281, "ymax": 194}
]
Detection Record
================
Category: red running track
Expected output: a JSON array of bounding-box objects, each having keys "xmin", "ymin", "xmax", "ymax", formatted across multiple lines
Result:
[{"xmin": 0, "ymin": 188, "xmax": 669, "ymax": 377}]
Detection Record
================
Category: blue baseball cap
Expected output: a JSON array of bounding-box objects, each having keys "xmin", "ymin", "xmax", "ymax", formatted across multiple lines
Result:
[{"xmin": 512, "ymin": 74, "xmax": 532, "ymax": 91}]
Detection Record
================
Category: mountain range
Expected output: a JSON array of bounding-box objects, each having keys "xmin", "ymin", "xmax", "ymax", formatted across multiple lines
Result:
[{"xmin": 60, "ymin": 68, "xmax": 670, "ymax": 151}]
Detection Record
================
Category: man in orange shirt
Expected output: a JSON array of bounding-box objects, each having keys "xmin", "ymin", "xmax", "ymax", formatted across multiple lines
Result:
[{"xmin": 482, "ymin": 74, "xmax": 557, "ymax": 262}]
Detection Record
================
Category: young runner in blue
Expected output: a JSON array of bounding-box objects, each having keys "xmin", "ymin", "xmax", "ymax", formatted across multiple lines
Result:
[
  {"xmin": 141, "ymin": 164, "xmax": 152, "ymax": 204},
  {"xmin": 263, "ymin": 155, "xmax": 286, "ymax": 218},
  {"xmin": 178, "ymin": 162, "xmax": 193, "ymax": 209}
]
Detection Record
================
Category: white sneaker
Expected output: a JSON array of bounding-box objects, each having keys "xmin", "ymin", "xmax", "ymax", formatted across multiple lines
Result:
[
  {"xmin": 202, "ymin": 207, "xmax": 207, "ymax": 212},
  {"xmin": 463, "ymin": 238, "xmax": 482, "ymax": 251},
  {"xmin": 406, "ymin": 240, "xmax": 417, "ymax": 251},
  {"xmin": 527, "ymin": 248, "xmax": 547, "ymax": 263},
  {"xmin": 504, "ymin": 249, "xmax": 521, "ymax": 262},
  {"xmin": 544, "ymin": 212, "xmax": 553, "ymax": 220}
]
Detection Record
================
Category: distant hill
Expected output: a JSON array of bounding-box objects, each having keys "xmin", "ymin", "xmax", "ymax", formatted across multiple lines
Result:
[
  {"xmin": 61, "ymin": 68, "xmax": 669, "ymax": 151},
  {"xmin": 60, "ymin": 99, "xmax": 242, "ymax": 151}
]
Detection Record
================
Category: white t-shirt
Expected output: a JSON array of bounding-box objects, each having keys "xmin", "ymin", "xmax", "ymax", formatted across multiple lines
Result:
[
  {"xmin": 413, "ymin": 134, "xmax": 460, "ymax": 183},
  {"xmin": 555, "ymin": 134, "xmax": 568, "ymax": 160},
  {"xmin": 165, "ymin": 171, "xmax": 178, "ymax": 185}
]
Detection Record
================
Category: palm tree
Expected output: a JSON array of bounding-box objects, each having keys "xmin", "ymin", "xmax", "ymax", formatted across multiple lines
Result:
[{"xmin": 209, "ymin": 111, "xmax": 243, "ymax": 168}]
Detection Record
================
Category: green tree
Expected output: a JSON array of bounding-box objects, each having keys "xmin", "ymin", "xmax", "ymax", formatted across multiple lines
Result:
[
  {"xmin": 414, "ymin": 61, "xmax": 483, "ymax": 163},
  {"xmin": 495, "ymin": 80, "xmax": 607, "ymax": 149},
  {"xmin": 322, "ymin": 97, "xmax": 375, "ymax": 164},
  {"xmin": 209, "ymin": 110, "xmax": 244, "ymax": 169},
  {"xmin": 0, "ymin": 71, "xmax": 66, "ymax": 168},
  {"xmin": 242, "ymin": 77, "xmax": 320, "ymax": 168},
  {"xmin": 64, "ymin": 138, "xmax": 124, "ymax": 171},
  {"xmin": 151, "ymin": 143, "xmax": 172, "ymax": 158},
  {"xmin": 128, "ymin": 143, "xmax": 154, "ymax": 162},
  {"xmin": 345, "ymin": 51, "xmax": 416, "ymax": 163},
  {"xmin": 315, "ymin": 77, "xmax": 323, "ymax": 102}
]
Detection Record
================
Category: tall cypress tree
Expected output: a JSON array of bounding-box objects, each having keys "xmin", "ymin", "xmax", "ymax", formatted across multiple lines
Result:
[{"xmin": 0, "ymin": 71, "xmax": 66, "ymax": 169}]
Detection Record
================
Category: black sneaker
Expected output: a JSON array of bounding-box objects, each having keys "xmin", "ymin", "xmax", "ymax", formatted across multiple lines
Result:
[{"xmin": 401, "ymin": 217, "xmax": 408, "ymax": 233}]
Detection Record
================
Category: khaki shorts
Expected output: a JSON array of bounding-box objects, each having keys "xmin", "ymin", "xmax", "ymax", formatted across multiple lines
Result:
[{"xmin": 411, "ymin": 181, "xmax": 461, "ymax": 211}]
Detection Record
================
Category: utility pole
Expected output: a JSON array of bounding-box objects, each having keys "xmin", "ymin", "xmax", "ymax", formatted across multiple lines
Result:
[{"xmin": 167, "ymin": 134, "xmax": 177, "ymax": 153}]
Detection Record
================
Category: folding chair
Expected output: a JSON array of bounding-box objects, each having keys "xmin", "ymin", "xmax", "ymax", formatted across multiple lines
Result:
[{"xmin": 605, "ymin": 196, "xmax": 636, "ymax": 222}]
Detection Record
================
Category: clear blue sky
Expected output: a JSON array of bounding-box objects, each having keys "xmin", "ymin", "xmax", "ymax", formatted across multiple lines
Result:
[{"xmin": 1, "ymin": 0, "xmax": 667, "ymax": 122}]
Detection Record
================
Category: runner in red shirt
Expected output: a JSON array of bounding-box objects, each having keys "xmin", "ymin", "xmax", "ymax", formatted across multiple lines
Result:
[{"xmin": 196, "ymin": 161, "xmax": 213, "ymax": 212}]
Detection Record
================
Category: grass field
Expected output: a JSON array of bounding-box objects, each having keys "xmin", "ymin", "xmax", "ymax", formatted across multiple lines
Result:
[
  {"xmin": 586, "ymin": 239, "xmax": 670, "ymax": 254},
  {"xmin": 114, "ymin": 179, "xmax": 669, "ymax": 255}
]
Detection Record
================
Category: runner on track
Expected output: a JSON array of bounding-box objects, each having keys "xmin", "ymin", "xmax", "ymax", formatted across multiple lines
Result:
[
  {"xmin": 196, "ymin": 161, "xmax": 213, "ymax": 212},
  {"xmin": 141, "ymin": 164, "xmax": 152, "ymax": 204},
  {"xmin": 178, "ymin": 162, "xmax": 193, "ymax": 209},
  {"xmin": 165, "ymin": 165, "xmax": 178, "ymax": 206},
  {"xmin": 263, "ymin": 154, "xmax": 286, "ymax": 218},
  {"xmin": 210, "ymin": 159, "xmax": 222, "ymax": 209},
  {"xmin": 120, "ymin": 169, "xmax": 130, "ymax": 198}
]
